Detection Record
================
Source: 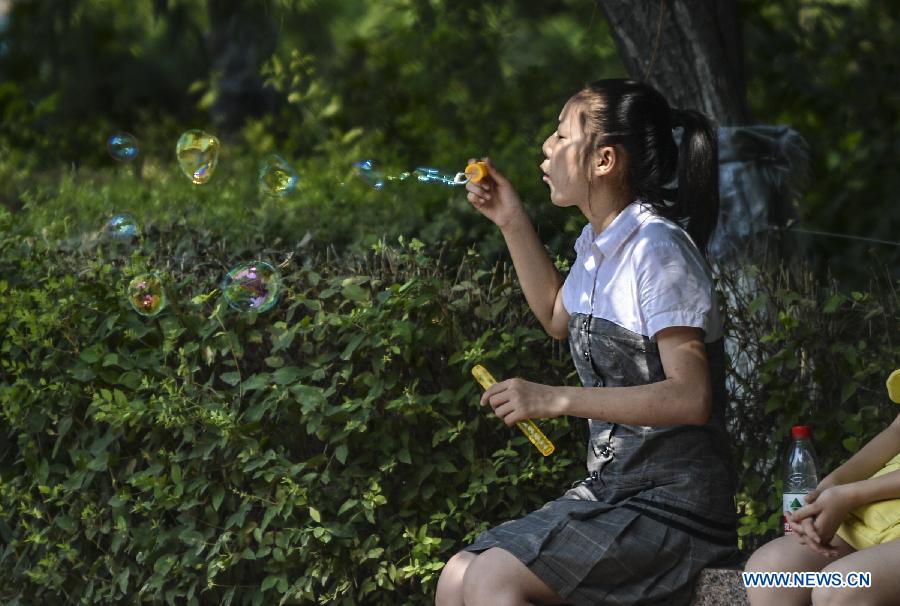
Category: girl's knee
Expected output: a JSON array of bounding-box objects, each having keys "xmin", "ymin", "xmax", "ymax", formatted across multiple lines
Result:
[
  {"xmin": 461, "ymin": 550, "xmax": 523, "ymax": 606},
  {"xmin": 745, "ymin": 537, "xmax": 795, "ymax": 572},
  {"xmin": 435, "ymin": 551, "xmax": 476, "ymax": 606}
]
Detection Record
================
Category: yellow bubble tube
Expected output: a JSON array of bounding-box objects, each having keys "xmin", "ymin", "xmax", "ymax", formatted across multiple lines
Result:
[{"xmin": 471, "ymin": 364, "xmax": 555, "ymax": 456}]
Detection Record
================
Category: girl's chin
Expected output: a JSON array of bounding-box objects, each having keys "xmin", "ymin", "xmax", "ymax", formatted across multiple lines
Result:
[{"xmin": 548, "ymin": 192, "xmax": 568, "ymax": 207}]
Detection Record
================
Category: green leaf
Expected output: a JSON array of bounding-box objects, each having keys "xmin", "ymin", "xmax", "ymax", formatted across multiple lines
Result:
[
  {"xmin": 335, "ymin": 444, "xmax": 348, "ymax": 464},
  {"xmin": 842, "ymin": 437, "xmax": 860, "ymax": 453},
  {"xmin": 342, "ymin": 283, "xmax": 369, "ymax": 302},
  {"xmin": 840, "ymin": 381, "xmax": 858, "ymax": 403},
  {"xmin": 272, "ymin": 366, "xmax": 303, "ymax": 384},
  {"xmin": 71, "ymin": 367, "xmax": 96, "ymax": 382},
  {"xmin": 220, "ymin": 372, "xmax": 241, "ymax": 386},
  {"xmin": 309, "ymin": 507, "xmax": 321, "ymax": 523},
  {"xmin": 398, "ymin": 448, "xmax": 411, "ymax": 464},
  {"xmin": 261, "ymin": 575, "xmax": 280, "ymax": 592},
  {"xmin": 116, "ymin": 567, "xmax": 129, "ymax": 594},
  {"xmin": 338, "ymin": 499, "xmax": 358, "ymax": 515},
  {"xmin": 822, "ymin": 294, "xmax": 843, "ymax": 313},
  {"xmin": 212, "ymin": 486, "xmax": 225, "ymax": 512},
  {"xmin": 340, "ymin": 334, "xmax": 365, "ymax": 360}
]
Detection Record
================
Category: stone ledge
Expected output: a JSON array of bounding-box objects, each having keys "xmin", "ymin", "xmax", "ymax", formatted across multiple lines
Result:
[{"xmin": 690, "ymin": 567, "xmax": 749, "ymax": 606}]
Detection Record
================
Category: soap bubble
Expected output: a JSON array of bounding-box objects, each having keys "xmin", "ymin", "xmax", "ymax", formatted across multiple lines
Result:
[
  {"xmin": 353, "ymin": 159, "xmax": 386, "ymax": 190},
  {"xmin": 127, "ymin": 273, "xmax": 167, "ymax": 317},
  {"xmin": 414, "ymin": 166, "xmax": 468, "ymax": 186},
  {"xmin": 259, "ymin": 154, "xmax": 298, "ymax": 197},
  {"xmin": 104, "ymin": 213, "xmax": 140, "ymax": 239},
  {"xmin": 221, "ymin": 261, "xmax": 282, "ymax": 313},
  {"xmin": 353, "ymin": 159, "xmax": 468, "ymax": 189},
  {"xmin": 107, "ymin": 132, "xmax": 139, "ymax": 162},
  {"xmin": 176, "ymin": 130, "xmax": 219, "ymax": 184}
]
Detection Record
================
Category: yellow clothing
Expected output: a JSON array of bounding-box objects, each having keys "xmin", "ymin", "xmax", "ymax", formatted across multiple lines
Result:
[{"xmin": 836, "ymin": 453, "xmax": 900, "ymax": 550}]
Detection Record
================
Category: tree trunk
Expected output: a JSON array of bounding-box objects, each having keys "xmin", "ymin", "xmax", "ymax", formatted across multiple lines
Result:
[
  {"xmin": 599, "ymin": 0, "xmax": 750, "ymax": 125},
  {"xmin": 207, "ymin": 0, "xmax": 279, "ymax": 131}
]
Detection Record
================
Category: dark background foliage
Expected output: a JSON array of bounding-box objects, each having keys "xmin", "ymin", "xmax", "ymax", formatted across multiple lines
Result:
[{"xmin": 1, "ymin": 0, "xmax": 897, "ymax": 279}]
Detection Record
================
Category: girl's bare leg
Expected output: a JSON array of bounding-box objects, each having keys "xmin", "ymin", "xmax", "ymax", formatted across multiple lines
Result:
[
  {"xmin": 461, "ymin": 547, "xmax": 565, "ymax": 606},
  {"xmin": 744, "ymin": 534, "xmax": 854, "ymax": 606},
  {"xmin": 811, "ymin": 539, "xmax": 900, "ymax": 605}
]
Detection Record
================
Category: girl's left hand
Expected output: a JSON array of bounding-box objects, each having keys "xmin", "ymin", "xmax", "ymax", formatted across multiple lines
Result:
[
  {"xmin": 481, "ymin": 379, "xmax": 562, "ymax": 425},
  {"xmin": 789, "ymin": 485, "xmax": 854, "ymax": 556}
]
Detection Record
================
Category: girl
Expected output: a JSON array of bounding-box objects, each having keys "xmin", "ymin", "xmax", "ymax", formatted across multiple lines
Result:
[
  {"xmin": 744, "ymin": 371, "xmax": 900, "ymax": 606},
  {"xmin": 434, "ymin": 79, "xmax": 739, "ymax": 606}
]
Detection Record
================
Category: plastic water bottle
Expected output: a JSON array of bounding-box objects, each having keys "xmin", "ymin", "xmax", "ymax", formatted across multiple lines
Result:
[{"xmin": 782, "ymin": 425, "xmax": 819, "ymax": 534}]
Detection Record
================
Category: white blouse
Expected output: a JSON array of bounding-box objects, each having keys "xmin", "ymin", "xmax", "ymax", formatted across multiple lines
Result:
[{"xmin": 561, "ymin": 201, "xmax": 723, "ymax": 343}]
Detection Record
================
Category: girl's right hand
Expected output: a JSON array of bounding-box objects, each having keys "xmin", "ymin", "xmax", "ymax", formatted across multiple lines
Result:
[{"xmin": 465, "ymin": 157, "xmax": 526, "ymax": 229}]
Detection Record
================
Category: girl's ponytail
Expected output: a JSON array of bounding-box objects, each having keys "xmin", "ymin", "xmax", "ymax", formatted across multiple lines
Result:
[{"xmin": 672, "ymin": 108, "xmax": 719, "ymax": 257}]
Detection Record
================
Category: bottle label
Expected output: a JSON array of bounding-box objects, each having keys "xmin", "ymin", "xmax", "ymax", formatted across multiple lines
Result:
[{"xmin": 782, "ymin": 492, "xmax": 809, "ymax": 534}]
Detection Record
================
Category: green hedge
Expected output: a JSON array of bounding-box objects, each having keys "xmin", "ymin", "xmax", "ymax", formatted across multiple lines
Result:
[
  {"xmin": 1, "ymin": 207, "xmax": 897, "ymax": 604},
  {"xmin": 0, "ymin": 213, "xmax": 582, "ymax": 605}
]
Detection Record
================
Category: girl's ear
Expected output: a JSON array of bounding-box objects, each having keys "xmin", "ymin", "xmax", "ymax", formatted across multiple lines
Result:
[{"xmin": 593, "ymin": 145, "xmax": 619, "ymax": 177}]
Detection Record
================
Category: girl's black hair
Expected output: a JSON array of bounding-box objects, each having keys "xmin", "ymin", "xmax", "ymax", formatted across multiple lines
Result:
[{"xmin": 573, "ymin": 79, "xmax": 719, "ymax": 257}]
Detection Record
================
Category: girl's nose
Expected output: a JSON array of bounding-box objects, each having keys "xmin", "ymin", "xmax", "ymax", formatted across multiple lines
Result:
[{"xmin": 541, "ymin": 135, "xmax": 553, "ymax": 158}]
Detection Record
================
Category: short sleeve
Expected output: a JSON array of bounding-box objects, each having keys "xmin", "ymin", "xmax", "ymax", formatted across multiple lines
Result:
[{"xmin": 635, "ymin": 239, "xmax": 715, "ymax": 340}]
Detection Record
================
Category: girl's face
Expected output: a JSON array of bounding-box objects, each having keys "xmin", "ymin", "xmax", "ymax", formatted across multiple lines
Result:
[{"xmin": 540, "ymin": 100, "xmax": 591, "ymax": 207}]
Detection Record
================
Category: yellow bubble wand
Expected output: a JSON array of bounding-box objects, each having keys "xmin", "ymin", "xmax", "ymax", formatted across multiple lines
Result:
[{"xmin": 471, "ymin": 364, "xmax": 555, "ymax": 456}]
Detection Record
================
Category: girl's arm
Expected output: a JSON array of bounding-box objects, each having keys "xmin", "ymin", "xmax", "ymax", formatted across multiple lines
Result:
[
  {"xmin": 499, "ymin": 213, "xmax": 568, "ymax": 339},
  {"xmin": 465, "ymin": 158, "xmax": 569, "ymax": 339},
  {"xmin": 820, "ymin": 414, "xmax": 900, "ymax": 489},
  {"xmin": 837, "ymin": 468, "xmax": 900, "ymax": 508},
  {"xmin": 482, "ymin": 325, "xmax": 711, "ymax": 426},
  {"xmin": 554, "ymin": 325, "xmax": 711, "ymax": 425}
]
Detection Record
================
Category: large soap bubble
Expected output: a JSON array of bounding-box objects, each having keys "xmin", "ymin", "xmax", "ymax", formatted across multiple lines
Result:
[
  {"xmin": 176, "ymin": 130, "xmax": 219, "ymax": 184},
  {"xmin": 127, "ymin": 273, "xmax": 167, "ymax": 317},
  {"xmin": 107, "ymin": 132, "xmax": 139, "ymax": 162},
  {"xmin": 259, "ymin": 154, "xmax": 298, "ymax": 197},
  {"xmin": 221, "ymin": 261, "xmax": 282, "ymax": 313}
]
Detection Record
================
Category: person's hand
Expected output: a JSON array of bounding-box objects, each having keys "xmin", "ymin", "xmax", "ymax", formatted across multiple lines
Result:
[
  {"xmin": 480, "ymin": 378, "xmax": 562, "ymax": 425},
  {"xmin": 788, "ymin": 485, "xmax": 854, "ymax": 557},
  {"xmin": 465, "ymin": 157, "xmax": 526, "ymax": 229}
]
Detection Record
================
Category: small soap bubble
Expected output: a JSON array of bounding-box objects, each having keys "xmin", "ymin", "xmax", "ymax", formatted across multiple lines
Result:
[
  {"xmin": 176, "ymin": 129, "xmax": 219, "ymax": 184},
  {"xmin": 107, "ymin": 132, "xmax": 139, "ymax": 162},
  {"xmin": 221, "ymin": 261, "xmax": 282, "ymax": 313},
  {"xmin": 414, "ymin": 167, "xmax": 466, "ymax": 186},
  {"xmin": 259, "ymin": 154, "xmax": 298, "ymax": 197},
  {"xmin": 127, "ymin": 273, "xmax": 167, "ymax": 317},
  {"xmin": 353, "ymin": 159, "xmax": 386, "ymax": 190},
  {"xmin": 104, "ymin": 213, "xmax": 140, "ymax": 239}
]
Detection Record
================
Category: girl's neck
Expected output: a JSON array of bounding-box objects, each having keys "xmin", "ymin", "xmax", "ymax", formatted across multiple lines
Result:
[{"xmin": 583, "ymin": 186, "xmax": 632, "ymax": 237}]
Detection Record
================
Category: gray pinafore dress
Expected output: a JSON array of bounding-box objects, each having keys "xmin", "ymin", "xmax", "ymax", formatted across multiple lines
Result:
[{"xmin": 463, "ymin": 313, "xmax": 738, "ymax": 605}]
